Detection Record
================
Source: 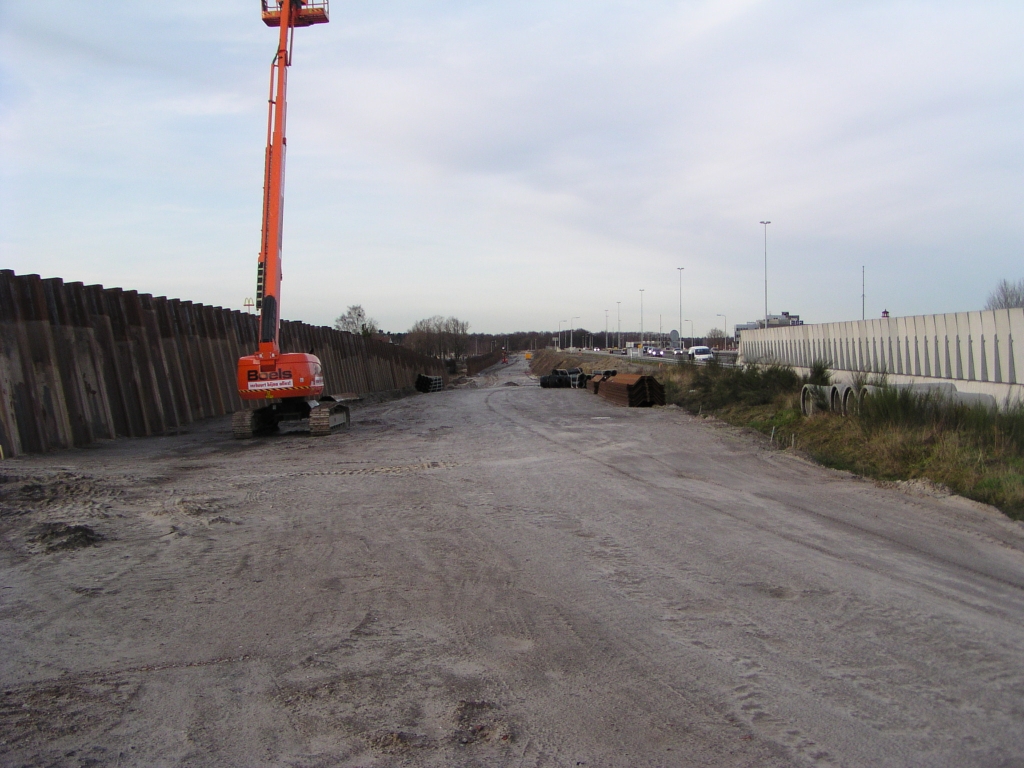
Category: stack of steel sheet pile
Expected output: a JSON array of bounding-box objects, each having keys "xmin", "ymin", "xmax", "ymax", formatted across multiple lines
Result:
[
  {"xmin": 585, "ymin": 370, "xmax": 618, "ymax": 394},
  {"xmin": 540, "ymin": 368, "xmax": 589, "ymax": 388},
  {"xmin": 596, "ymin": 374, "xmax": 665, "ymax": 407},
  {"xmin": 415, "ymin": 374, "xmax": 445, "ymax": 393},
  {"xmin": 539, "ymin": 370, "xmax": 571, "ymax": 388}
]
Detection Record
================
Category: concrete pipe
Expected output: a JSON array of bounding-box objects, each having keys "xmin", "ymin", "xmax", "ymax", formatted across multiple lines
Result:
[
  {"xmin": 801, "ymin": 384, "xmax": 830, "ymax": 416},
  {"xmin": 840, "ymin": 384, "xmax": 859, "ymax": 416},
  {"xmin": 904, "ymin": 382, "xmax": 957, "ymax": 396},
  {"xmin": 829, "ymin": 385, "xmax": 843, "ymax": 414},
  {"xmin": 954, "ymin": 391, "xmax": 998, "ymax": 410},
  {"xmin": 858, "ymin": 384, "xmax": 883, "ymax": 410}
]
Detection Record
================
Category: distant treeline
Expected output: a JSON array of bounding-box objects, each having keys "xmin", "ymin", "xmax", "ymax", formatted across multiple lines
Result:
[{"xmin": 463, "ymin": 329, "xmax": 701, "ymax": 352}]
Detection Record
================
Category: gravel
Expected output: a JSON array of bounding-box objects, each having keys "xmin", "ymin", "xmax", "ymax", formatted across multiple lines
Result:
[{"xmin": 2, "ymin": 355, "xmax": 1024, "ymax": 766}]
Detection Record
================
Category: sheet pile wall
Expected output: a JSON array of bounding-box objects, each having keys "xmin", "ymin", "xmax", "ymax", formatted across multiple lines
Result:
[
  {"xmin": 466, "ymin": 350, "xmax": 505, "ymax": 376},
  {"xmin": 0, "ymin": 271, "xmax": 446, "ymax": 456}
]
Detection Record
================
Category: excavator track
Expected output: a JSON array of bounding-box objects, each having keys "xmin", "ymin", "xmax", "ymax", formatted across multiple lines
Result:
[
  {"xmin": 309, "ymin": 401, "xmax": 350, "ymax": 437},
  {"xmin": 232, "ymin": 410, "xmax": 257, "ymax": 439}
]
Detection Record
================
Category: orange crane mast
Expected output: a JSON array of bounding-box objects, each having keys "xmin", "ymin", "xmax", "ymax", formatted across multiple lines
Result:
[{"xmin": 233, "ymin": 0, "xmax": 349, "ymax": 438}]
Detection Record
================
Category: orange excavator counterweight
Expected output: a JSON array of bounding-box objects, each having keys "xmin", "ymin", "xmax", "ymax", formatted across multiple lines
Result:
[{"xmin": 233, "ymin": 1, "xmax": 350, "ymax": 438}]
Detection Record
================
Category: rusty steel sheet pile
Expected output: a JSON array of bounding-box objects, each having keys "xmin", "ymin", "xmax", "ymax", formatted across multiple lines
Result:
[
  {"xmin": 584, "ymin": 369, "xmax": 617, "ymax": 394},
  {"xmin": 596, "ymin": 374, "xmax": 665, "ymax": 407}
]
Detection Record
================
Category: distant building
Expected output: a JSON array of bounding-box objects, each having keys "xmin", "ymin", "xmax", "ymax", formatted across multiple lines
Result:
[
  {"xmin": 736, "ymin": 312, "xmax": 804, "ymax": 339},
  {"xmin": 768, "ymin": 312, "xmax": 803, "ymax": 327},
  {"xmin": 734, "ymin": 322, "xmax": 759, "ymax": 340}
]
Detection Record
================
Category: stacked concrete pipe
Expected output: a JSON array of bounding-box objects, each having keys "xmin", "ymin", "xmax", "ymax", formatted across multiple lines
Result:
[{"xmin": 802, "ymin": 381, "xmax": 1000, "ymax": 417}]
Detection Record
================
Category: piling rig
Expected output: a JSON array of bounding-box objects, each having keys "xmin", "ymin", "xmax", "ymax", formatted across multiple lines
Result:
[{"xmin": 233, "ymin": 0, "xmax": 350, "ymax": 438}]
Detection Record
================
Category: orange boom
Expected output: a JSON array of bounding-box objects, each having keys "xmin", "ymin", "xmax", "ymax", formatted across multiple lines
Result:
[{"xmin": 233, "ymin": 1, "xmax": 351, "ymax": 438}]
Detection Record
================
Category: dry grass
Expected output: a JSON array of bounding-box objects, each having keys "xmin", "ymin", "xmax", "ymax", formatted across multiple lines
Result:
[
  {"xmin": 526, "ymin": 349, "xmax": 656, "ymax": 377},
  {"xmin": 794, "ymin": 416, "xmax": 1024, "ymax": 517},
  {"xmin": 680, "ymin": 367, "xmax": 1024, "ymax": 519},
  {"xmin": 524, "ymin": 351, "xmax": 1024, "ymax": 517}
]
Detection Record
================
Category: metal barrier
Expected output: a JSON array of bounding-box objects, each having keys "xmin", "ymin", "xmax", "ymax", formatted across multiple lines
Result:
[
  {"xmin": 466, "ymin": 350, "xmax": 504, "ymax": 376},
  {"xmin": 0, "ymin": 270, "xmax": 447, "ymax": 456}
]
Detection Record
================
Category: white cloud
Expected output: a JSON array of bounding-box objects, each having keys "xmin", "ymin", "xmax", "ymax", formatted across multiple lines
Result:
[{"xmin": 2, "ymin": 1, "xmax": 1023, "ymax": 334}]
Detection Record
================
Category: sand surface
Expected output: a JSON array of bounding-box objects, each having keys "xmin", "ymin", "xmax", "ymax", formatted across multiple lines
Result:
[{"xmin": 3, "ymin": 355, "xmax": 1024, "ymax": 766}]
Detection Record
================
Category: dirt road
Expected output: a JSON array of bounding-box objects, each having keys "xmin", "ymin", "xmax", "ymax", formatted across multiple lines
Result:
[{"xmin": 3, "ymin": 355, "xmax": 1024, "ymax": 767}]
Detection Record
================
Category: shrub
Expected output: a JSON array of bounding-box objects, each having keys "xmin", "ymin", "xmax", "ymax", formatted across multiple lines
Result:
[
  {"xmin": 808, "ymin": 360, "xmax": 832, "ymax": 386},
  {"xmin": 680, "ymin": 362, "xmax": 802, "ymax": 411},
  {"xmin": 858, "ymin": 386, "xmax": 1024, "ymax": 454}
]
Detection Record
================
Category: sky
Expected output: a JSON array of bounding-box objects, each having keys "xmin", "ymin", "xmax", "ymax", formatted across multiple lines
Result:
[{"xmin": 2, "ymin": 1, "xmax": 1022, "ymax": 336}]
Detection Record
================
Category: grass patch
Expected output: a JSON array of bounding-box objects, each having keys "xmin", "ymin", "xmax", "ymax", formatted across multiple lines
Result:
[
  {"xmin": 665, "ymin": 361, "xmax": 1024, "ymax": 518},
  {"xmin": 527, "ymin": 350, "xmax": 1024, "ymax": 517},
  {"xmin": 677, "ymin": 360, "xmax": 801, "ymax": 409}
]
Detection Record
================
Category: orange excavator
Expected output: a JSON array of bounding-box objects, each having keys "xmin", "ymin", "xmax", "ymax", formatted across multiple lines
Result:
[{"xmin": 233, "ymin": 0, "xmax": 349, "ymax": 438}]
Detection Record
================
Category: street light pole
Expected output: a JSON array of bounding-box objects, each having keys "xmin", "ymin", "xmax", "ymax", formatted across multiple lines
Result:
[
  {"xmin": 616, "ymin": 301, "xmax": 621, "ymax": 348},
  {"xmin": 717, "ymin": 313, "xmax": 727, "ymax": 349},
  {"xmin": 677, "ymin": 267, "xmax": 684, "ymax": 349},
  {"xmin": 639, "ymin": 289, "xmax": 645, "ymax": 348},
  {"xmin": 605, "ymin": 309, "xmax": 609, "ymax": 349},
  {"xmin": 760, "ymin": 220, "xmax": 771, "ymax": 328},
  {"xmin": 570, "ymin": 316, "xmax": 580, "ymax": 350},
  {"xmin": 685, "ymin": 319, "xmax": 694, "ymax": 346}
]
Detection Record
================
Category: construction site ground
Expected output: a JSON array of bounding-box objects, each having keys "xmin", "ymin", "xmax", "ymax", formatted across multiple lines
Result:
[{"xmin": 3, "ymin": 355, "xmax": 1024, "ymax": 766}]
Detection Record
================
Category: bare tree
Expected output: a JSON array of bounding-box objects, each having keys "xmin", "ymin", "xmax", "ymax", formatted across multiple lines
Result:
[
  {"xmin": 706, "ymin": 327, "xmax": 725, "ymax": 346},
  {"xmin": 443, "ymin": 317, "xmax": 470, "ymax": 359},
  {"xmin": 404, "ymin": 316, "xmax": 470, "ymax": 359},
  {"xmin": 334, "ymin": 305, "xmax": 379, "ymax": 337},
  {"xmin": 985, "ymin": 279, "xmax": 1024, "ymax": 310},
  {"xmin": 405, "ymin": 316, "xmax": 441, "ymax": 357}
]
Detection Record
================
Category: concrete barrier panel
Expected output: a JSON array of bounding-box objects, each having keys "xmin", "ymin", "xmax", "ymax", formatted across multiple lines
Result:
[{"xmin": 739, "ymin": 306, "xmax": 1024, "ymax": 408}]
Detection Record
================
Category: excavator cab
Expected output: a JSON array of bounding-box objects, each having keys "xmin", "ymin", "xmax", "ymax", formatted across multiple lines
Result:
[{"xmin": 261, "ymin": 0, "xmax": 329, "ymax": 27}]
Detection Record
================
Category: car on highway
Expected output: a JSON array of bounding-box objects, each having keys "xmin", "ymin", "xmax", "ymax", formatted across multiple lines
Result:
[{"xmin": 688, "ymin": 345, "xmax": 714, "ymax": 362}]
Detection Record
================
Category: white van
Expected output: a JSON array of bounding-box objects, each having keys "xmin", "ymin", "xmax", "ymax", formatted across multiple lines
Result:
[{"xmin": 688, "ymin": 345, "xmax": 714, "ymax": 362}]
